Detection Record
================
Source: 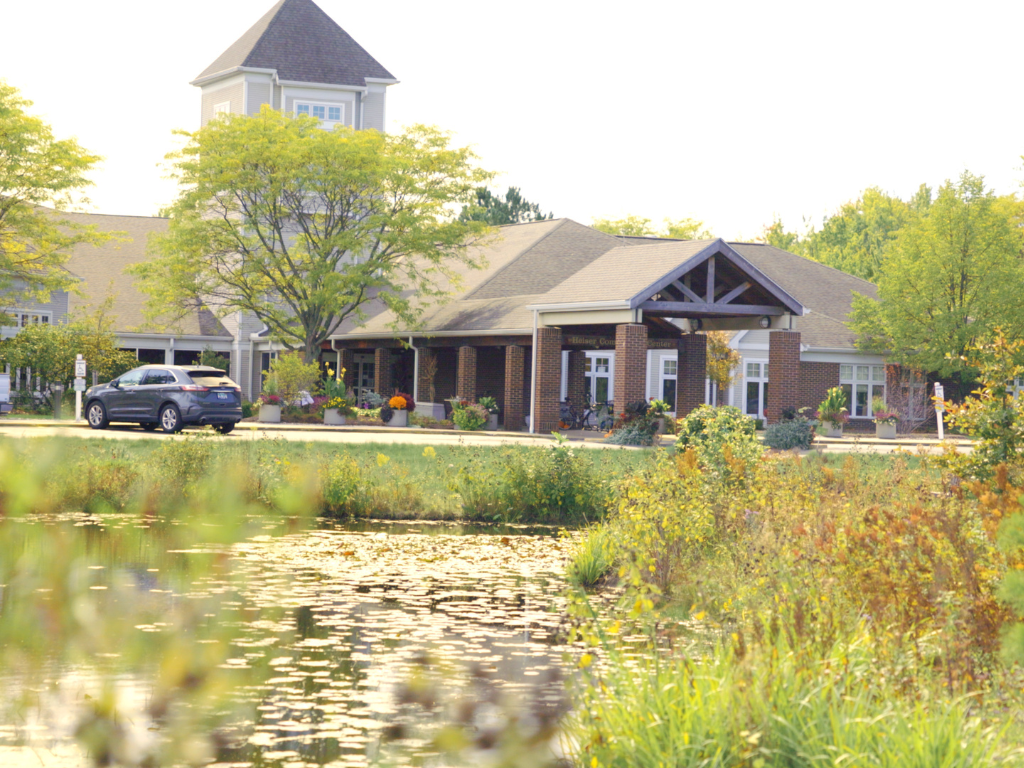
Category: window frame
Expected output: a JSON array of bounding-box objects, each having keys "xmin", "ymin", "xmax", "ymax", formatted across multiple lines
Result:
[
  {"xmin": 743, "ymin": 358, "xmax": 768, "ymax": 419},
  {"xmin": 213, "ymin": 101, "xmax": 231, "ymax": 115},
  {"xmin": 294, "ymin": 101, "xmax": 345, "ymax": 127},
  {"xmin": 4, "ymin": 310, "xmax": 52, "ymax": 328},
  {"xmin": 839, "ymin": 364, "xmax": 886, "ymax": 418}
]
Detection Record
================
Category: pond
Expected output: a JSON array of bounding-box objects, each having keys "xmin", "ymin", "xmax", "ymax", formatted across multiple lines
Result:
[{"xmin": 0, "ymin": 516, "xmax": 599, "ymax": 767}]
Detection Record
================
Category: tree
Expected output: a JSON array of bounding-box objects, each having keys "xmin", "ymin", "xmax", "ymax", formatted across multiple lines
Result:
[
  {"xmin": 0, "ymin": 322, "xmax": 136, "ymax": 407},
  {"xmin": 591, "ymin": 216, "xmax": 712, "ymax": 239},
  {"xmin": 0, "ymin": 81, "xmax": 117, "ymax": 308},
  {"xmin": 130, "ymin": 108, "xmax": 493, "ymax": 363},
  {"xmin": 705, "ymin": 331, "xmax": 740, "ymax": 400},
  {"xmin": 459, "ymin": 186, "xmax": 552, "ymax": 225},
  {"xmin": 850, "ymin": 172, "xmax": 1024, "ymax": 396},
  {"xmin": 199, "ymin": 346, "xmax": 230, "ymax": 372}
]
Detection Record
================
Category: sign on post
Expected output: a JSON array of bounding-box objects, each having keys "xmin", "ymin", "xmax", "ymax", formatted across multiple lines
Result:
[
  {"xmin": 74, "ymin": 355, "xmax": 87, "ymax": 423},
  {"xmin": 934, "ymin": 383, "xmax": 945, "ymax": 440}
]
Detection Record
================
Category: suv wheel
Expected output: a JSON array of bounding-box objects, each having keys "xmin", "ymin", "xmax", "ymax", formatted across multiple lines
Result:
[
  {"xmin": 159, "ymin": 404, "xmax": 183, "ymax": 434},
  {"xmin": 87, "ymin": 402, "xmax": 109, "ymax": 430}
]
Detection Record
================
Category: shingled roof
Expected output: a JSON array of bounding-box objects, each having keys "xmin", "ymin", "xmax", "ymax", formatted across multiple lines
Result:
[{"xmin": 195, "ymin": 0, "xmax": 395, "ymax": 86}]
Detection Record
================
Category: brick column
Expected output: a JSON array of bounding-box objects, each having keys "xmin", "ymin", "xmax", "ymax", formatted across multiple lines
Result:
[
  {"xmin": 677, "ymin": 333, "xmax": 707, "ymax": 417},
  {"xmin": 417, "ymin": 349, "xmax": 437, "ymax": 403},
  {"xmin": 456, "ymin": 346, "xmax": 477, "ymax": 400},
  {"xmin": 504, "ymin": 345, "xmax": 525, "ymax": 431},
  {"xmin": 767, "ymin": 330, "xmax": 801, "ymax": 424},
  {"xmin": 567, "ymin": 350, "xmax": 587, "ymax": 408},
  {"xmin": 613, "ymin": 323, "xmax": 647, "ymax": 412},
  {"xmin": 534, "ymin": 327, "xmax": 562, "ymax": 433},
  {"xmin": 339, "ymin": 349, "xmax": 356, "ymax": 389},
  {"xmin": 374, "ymin": 348, "xmax": 392, "ymax": 396}
]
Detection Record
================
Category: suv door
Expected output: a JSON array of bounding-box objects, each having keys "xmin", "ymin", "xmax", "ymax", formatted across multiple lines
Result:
[
  {"xmin": 140, "ymin": 368, "xmax": 179, "ymax": 421},
  {"xmin": 106, "ymin": 369, "xmax": 147, "ymax": 418}
]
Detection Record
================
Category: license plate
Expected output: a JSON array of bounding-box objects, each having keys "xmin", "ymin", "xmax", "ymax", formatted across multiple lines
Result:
[{"xmin": 217, "ymin": 392, "xmax": 229, "ymax": 400}]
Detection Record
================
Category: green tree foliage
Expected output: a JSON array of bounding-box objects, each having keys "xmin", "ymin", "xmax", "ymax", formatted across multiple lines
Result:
[
  {"xmin": 850, "ymin": 172, "xmax": 1024, "ymax": 388},
  {"xmin": 265, "ymin": 351, "xmax": 322, "ymax": 405},
  {"xmin": 760, "ymin": 186, "xmax": 932, "ymax": 281},
  {"xmin": 591, "ymin": 215, "xmax": 712, "ymax": 239},
  {"xmin": 458, "ymin": 186, "xmax": 552, "ymax": 225},
  {"xmin": 199, "ymin": 345, "xmax": 230, "ymax": 371},
  {"xmin": 131, "ymin": 108, "xmax": 493, "ymax": 362},
  {"xmin": 705, "ymin": 331, "xmax": 740, "ymax": 395},
  {"xmin": 0, "ymin": 81, "xmax": 118, "ymax": 307},
  {"xmin": 0, "ymin": 322, "xmax": 136, "ymax": 406}
]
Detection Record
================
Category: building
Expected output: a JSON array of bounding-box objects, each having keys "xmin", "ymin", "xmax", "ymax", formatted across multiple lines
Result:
[{"xmin": 4, "ymin": 0, "xmax": 890, "ymax": 427}]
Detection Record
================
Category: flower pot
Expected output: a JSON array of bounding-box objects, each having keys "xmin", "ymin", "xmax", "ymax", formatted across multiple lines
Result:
[
  {"xmin": 875, "ymin": 421, "xmax": 897, "ymax": 440},
  {"xmin": 654, "ymin": 417, "xmax": 666, "ymax": 435},
  {"xmin": 323, "ymin": 408, "xmax": 348, "ymax": 426},
  {"xmin": 488, "ymin": 414, "xmax": 499, "ymax": 430},
  {"xmin": 823, "ymin": 423, "xmax": 843, "ymax": 438},
  {"xmin": 415, "ymin": 403, "xmax": 447, "ymax": 421},
  {"xmin": 258, "ymin": 404, "xmax": 281, "ymax": 423},
  {"xmin": 388, "ymin": 409, "xmax": 408, "ymax": 427}
]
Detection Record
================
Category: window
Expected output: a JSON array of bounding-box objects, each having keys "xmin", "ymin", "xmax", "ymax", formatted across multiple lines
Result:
[
  {"xmin": 744, "ymin": 360, "xmax": 768, "ymax": 418},
  {"xmin": 840, "ymin": 364, "xmax": 886, "ymax": 418},
  {"xmin": 214, "ymin": 101, "xmax": 230, "ymax": 115},
  {"xmin": 661, "ymin": 358, "xmax": 677, "ymax": 411},
  {"xmin": 584, "ymin": 353, "xmax": 613, "ymax": 404},
  {"xmin": 5, "ymin": 311, "xmax": 51, "ymax": 328},
  {"xmin": 117, "ymin": 369, "xmax": 145, "ymax": 387},
  {"xmin": 143, "ymin": 369, "xmax": 177, "ymax": 386},
  {"xmin": 295, "ymin": 101, "xmax": 344, "ymax": 126}
]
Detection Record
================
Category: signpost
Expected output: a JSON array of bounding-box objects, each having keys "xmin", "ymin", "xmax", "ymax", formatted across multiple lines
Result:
[
  {"xmin": 74, "ymin": 355, "xmax": 86, "ymax": 423},
  {"xmin": 934, "ymin": 382, "xmax": 945, "ymax": 441}
]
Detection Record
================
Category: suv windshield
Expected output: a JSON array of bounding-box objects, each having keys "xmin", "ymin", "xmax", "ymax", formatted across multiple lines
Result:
[{"xmin": 188, "ymin": 371, "xmax": 238, "ymax": 388}]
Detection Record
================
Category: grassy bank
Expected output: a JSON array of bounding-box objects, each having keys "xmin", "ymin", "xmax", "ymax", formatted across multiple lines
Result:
[{"xmin": 5, "ymin": 435, "xmax": 650, "ymax": 523}]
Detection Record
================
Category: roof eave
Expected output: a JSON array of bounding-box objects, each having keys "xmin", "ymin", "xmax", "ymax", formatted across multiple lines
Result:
[{"xmin": 190, "ymin": 66, "xmax": 278, "ymax": 87}]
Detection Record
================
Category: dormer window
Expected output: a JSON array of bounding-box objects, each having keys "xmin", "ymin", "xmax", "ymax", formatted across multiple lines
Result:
[
  {"xmin": 214, "ymin": 101, "xmax": 231, "ymax": 115},
  {"xmin": 295, "ymin": 102, "xmax": 344, "ymax": 126}
]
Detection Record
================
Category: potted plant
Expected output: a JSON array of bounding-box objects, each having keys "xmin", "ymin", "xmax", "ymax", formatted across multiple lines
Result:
[
  {"xmin": 478, "ymin": 396, "xmax": 500, "ymax": 430},
  {"xmin": 415, "ymin": 354, "xmax": 447, "ymax": 421},
  {"xmin": 449, "ymin": 399, "xmax": 489, "ymax": 431},
  {"xmin": 321, "ymin": 367, "xmax": 356, "ymax": 425},
  {"xmin": 258, "ymin": 377, "xmax": 283, "ymax": 423},
  {"xmin": 815, "ymin": 386, "xmax": 849, "ymax": 438},
  {"xmin": 648, "ymin": 398, "xmax": 671, "ymax": 434},
  {"xmin": 385, "ymin": 392, "xmax": 415, "ymax": 427},
  {"xmin": 872, "ymin": 396, "xmax": 899, "ymax": 439}
]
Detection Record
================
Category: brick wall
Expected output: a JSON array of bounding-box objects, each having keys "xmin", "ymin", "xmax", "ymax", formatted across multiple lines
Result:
[
  {"xmin": 799, "ymin": 362, "xmax": 839, "ymax": 415},
  {"xmin": 567, "ymin": 350, "xmax": 586, "ymax": 407},
  {"xmin": 339, "ymin": 349, "xmax": 356, "ymax": 390},
  {"xmin": 613, "ymin": 323, "xmax": 647, "ymax": 409},
  {"xmin": 456, "ymin": 346, "xmax": 477, "ymax": 400},
  {"xmin": 678, "ymin": 334, "xmax": 707, "ymax": 417},
  {"xmin": 767, "ymin": 331, "xmax": 801, "ymax": 424},
  {"xmin": 504, "ymin": 344, "xmax": 525, "ymax": 431},
  {"xmin": 435, "ymin": 348, "xmax": 458, "ymax": 405},
  {"xmin": 477, "ymin": 347, "xmax": 506, "ymax": 411},
  {"xmin": 534, "ymin": 327, "xmax": 562, "ymax": 433},
  {"xmin": 374, "ymin": 348, "xmax": 392, "ymax": 396}
]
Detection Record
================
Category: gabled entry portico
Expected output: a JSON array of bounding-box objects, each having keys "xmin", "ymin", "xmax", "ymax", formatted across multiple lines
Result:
[{"xmin": 525, "ymin": 239, "xmax": 805, "ymax": 433}]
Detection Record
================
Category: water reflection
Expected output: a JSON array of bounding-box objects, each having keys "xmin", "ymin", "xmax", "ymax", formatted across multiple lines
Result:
[{"xmin": 0, "ymin": 516, "xmax": 584, "ymax": 767}]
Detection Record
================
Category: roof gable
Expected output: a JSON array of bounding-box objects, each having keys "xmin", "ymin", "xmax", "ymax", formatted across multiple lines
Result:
[{"xmin": 196, "ymin": 0, "xmax": 395, "ymax": 86}]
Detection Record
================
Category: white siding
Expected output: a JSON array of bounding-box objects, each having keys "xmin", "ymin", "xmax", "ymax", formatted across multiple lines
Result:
[
  {"xmin": 362, "ymin": 85, "xmax": 386, "ymax": 131},
  {"xmin": 247, "ymin": 81, "xmax": 272, "ymax": 115}
]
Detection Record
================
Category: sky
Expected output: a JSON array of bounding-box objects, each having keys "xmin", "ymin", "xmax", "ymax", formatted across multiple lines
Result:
[{"xmin": 3, "ymin": 0, "xmax": 1022, "ymax": 240}]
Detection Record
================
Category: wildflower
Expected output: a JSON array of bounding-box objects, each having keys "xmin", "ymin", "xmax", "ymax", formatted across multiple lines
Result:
[
  {"xmin": 422, "ymin": 446, "xmax": 436, "ymax": 458},
  {"xmin": 377, "ymin": 453, "xmax": 390, "ymax": 467}
]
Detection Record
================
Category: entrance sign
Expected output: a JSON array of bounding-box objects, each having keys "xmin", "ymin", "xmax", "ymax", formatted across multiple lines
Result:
[
  {"xmin": 74, "ymin": 354, "xmax": 87, "ymax": 422},
  {"xmin": 934, "ymin": 383, "xmax": 945, "ymax": 440}
]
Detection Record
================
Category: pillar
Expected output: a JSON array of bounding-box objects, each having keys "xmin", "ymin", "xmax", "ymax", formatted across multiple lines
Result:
[
  {"xmin": 767, "ymin": 330, "xmax": 801, "ymax": 424},
  {"xmin": 567, "ymin": 350, "xmax": 587, "ymax": 408},
  {"xmin": 533, "ymin": 327, "xmax": 562, "ymax": 433},
  {"xmin": 613, "ymin": 323, "xmax": 647, "ymax": 412},
  {"xmin": 456, "ymin": 346, "xmax": 477, "ymax": 401},
  {"xmin": 417, "ymin": 349, "xmax": 438, "ymax": 403},
  {"xmin": 374, "ymin": 348, "xmax": 392, "ymax": 396},
  {"xmin": 339, "ymin": 348, "xmax": 356, "ymax": 390},
  {"xmin": 677, "ymin": 333, "xmax": 707, "ymax": 417},
  {"xmin": 504, "ymin": 345, "xmax": 525, "ymax": 431}
]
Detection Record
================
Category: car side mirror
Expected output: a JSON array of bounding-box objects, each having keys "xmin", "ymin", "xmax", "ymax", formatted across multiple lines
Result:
[{"xmin": 111, "ymin": 380, "xmax": 120, "ymax": 389}]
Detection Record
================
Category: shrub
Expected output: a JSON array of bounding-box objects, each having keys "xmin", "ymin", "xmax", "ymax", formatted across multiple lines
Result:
[
  {"xmin": 318, "ymin": 454, "xmax": 361, "ymax": 514},
  {"xmin": 674, "ymin": 405, "xmax": 761, "ymax": 480},
  {"xmin": 199, "ymin": 345, "xmax": 230, "ymax": 371},
  {"xmin": 764, "ymin": 418, "xmax": 814, "ymax": 450},
  {"xmin": 606, "ymin": 417, "xmax": 657, "ymax": 446},
  {"xmin": 265, "ymin": 352, "xmax": 322, "ymax": 405},
  {"xmin": 567, "ymin": 528, "xmax": 612, "ymax": 589},
  {"xmin": 241, "ymin": 400, "xmax": 255, "ymax": 418},
  {"xmin": 817, "ymin": 385, "xmax": 850, "ymax": 428},
  {"xmin": 452, "ymin": 403, "xmax": 489, "ymax": 431}
]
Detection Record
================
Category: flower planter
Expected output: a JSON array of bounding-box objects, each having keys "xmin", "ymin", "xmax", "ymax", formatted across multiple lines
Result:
[
  {"xmin": 823, "ymin": 424, "xmax": 843, "ymax": 438},
  {"xmin": 488, "ymin": 414, "xmax": 499, "ymax": 431},
  {"xmin": 875, "ymin": 421, "xmax": 897, "ymax": 440},
  {"xmin": 323, "ymin": 408, "xmax": 348, "ymax": 426},
  {"xmin": 387, "ymin": 409, "xmax": 408, "ymax": 428},
  {"xmin": 415, "ymin": 403, "xmax": 447, "ymax": 421},
  {"xmin": 653, "ymin": 417, "xmax": 666, "ymax": 435},
  {"xmin": 258, "ymin": 404, "xmax": 281, "ymax": 423}
]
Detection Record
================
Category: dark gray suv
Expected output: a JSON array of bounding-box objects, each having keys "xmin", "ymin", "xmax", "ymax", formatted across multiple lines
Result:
[{"xmin": 84, "ymin": 365, "xmax": 243, "ymax": 434}]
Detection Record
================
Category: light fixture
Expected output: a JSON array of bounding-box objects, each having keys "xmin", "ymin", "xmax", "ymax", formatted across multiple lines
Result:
[{"xmin": 759, "ymin": 316, "xmax": 771, "ymax": 329}]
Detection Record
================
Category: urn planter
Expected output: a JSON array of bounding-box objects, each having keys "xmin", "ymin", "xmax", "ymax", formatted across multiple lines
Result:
[
  {"xmin": 823, "ymin": 423, "xmax": 843, "ymax": 438},
  {"xmin": 488, "ymin": 414, "xmax": 499, "ymax": 431},
  {"xmin": 415, "ymin": 403, "xmax": 447, "ymax": 421},
  {"xmin": 875, "ymin": 422, "xmax": 897, "ymax": 440},
  {"xmin": 259, "ymin": 404, "xmax": 281, "ymax": 423},
  {"xmin": 323, "ymin": 409, "xmax": 348, "ymax": 426},
  {"xmin": 388, "ymin": 409, "xmax": 409, "ymax": 427}
]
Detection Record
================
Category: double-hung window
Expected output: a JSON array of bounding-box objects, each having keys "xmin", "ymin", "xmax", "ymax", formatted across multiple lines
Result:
[
  {"xmin": 5, "ymin": 311, "xmax": 51, "ymax": 328},
  {"xmin": 295, "ymin": 102, "xmax": 344, "ymax": 127},
  {"xmin": 744, "ymin": 360, "xmax": 768, "ymax": 418},
  {"xmin": 661, "ymin": 358, "xmax": 677, "ymax": 411},
  {"xmin": 840, "ymin": 364, "xmax": 886, "ymax": 417}
]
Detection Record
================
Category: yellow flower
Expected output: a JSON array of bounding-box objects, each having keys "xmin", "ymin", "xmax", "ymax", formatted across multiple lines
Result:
[
  {"xmin": 422, "ymin": 446, "xmax": 436, "ymax": 458},
  {"xmin": 376, "ymin": 453, "xmax": 390, "ymax": 467}
]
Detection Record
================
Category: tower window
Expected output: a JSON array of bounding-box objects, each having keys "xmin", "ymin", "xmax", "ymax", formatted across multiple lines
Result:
[
  {"xmin": 295, "ymin": 102, "xmax": 345, "ymax": 126},
  {"xmin": 214, "ymin": 101, "xmax": 230, "ymax": 115}
]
